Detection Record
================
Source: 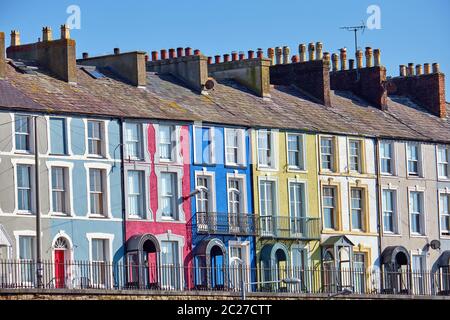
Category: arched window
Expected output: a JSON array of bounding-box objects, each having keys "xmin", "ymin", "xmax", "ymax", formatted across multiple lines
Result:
[{"xmin": 54, "ymin": 237, "xmax": 69, "ymax": 250}]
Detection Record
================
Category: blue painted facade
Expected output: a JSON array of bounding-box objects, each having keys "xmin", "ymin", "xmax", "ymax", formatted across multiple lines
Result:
[
  {"xmin": 47, "ymin": 117, "xmax": 124, "ymax": 264},
  {"xmin": 189, "ymin": 124, "xmax": 256, "ymax": 288}
]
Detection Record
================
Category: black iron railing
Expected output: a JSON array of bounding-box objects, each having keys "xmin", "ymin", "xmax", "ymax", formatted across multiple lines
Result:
[
  {"xmin": 1, "ymin": 260, "xmax": 449, "ymax": 297},
  {"xmin": 195, "ymin": 212, "xmax": 256, "ymax": 236},
  {"xmin": 258, "ymin": 216, "xmax": 321, "ymax": 240}
]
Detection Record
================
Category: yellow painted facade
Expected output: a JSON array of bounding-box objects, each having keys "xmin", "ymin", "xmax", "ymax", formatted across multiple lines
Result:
[{"xmin": 252, "ymin": 129, "xmax": 322, "ymax": 286}]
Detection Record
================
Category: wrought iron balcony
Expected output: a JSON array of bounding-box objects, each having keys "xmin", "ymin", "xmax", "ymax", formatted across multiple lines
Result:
[
  {"xmin": 258, "ymin": 216, "xmax": 321, "ymax": 240},
  {"xmin": 195, "ymin": 212, "xmax": 257, "ymax": 236}
]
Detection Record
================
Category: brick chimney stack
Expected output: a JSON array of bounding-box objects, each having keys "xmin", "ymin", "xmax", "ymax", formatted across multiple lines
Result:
[
  {"xmin": 388, "ymin": 61, "xmax": 446, "ymax": 118},
  {"xmin": 299, "ymin": 44, "xmax": 306, "ymax": 62},
  {"xmin": 7, "ymin": 25, "xmax": 77, "ymax": 83},
  {"xmin": 42, "ymin": 26, "xmax": 52, "ymax": 42},
  {"xmin": 10, "ymin": 30, "xmax": 20, "ymax": 46},
  {"xmin": 60, "ymin": 24, "xmax": 70, "ymax": 39}
]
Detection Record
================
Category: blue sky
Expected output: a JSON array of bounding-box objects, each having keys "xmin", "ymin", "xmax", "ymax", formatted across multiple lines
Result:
[{"xmin": 1, "ymin": 0, "xmax": 449, "ymax": 99}]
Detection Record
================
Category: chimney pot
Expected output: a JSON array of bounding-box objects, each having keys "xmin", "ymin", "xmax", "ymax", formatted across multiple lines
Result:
[
  {"xmin": 267, "ymin": 48, "xmax": 275, "ymax": 65},
  {"xmin": 194, "ymin": 49, "xmax": 201, "ymax": 56},
  {"xmin": 10, "ymin": 30, "xmax": 20, "ymax": 46},
  {"xmin": 432, "ymin": 63, "xmax": 440, "ymax": 73},
  {"xmin": 340, "ymin": 48, "xmax": 347, "ymax": 70},
  {"xmin": 177, "ymin": 47, "xmax": 184, "ymax": 57},
  {"xmin": 114, "ymin": 48, "xmax": 120, "ymax": 55},
  {"xmin": 151, "ymin": 51, "xmax": 158, "ymax": 61},
  {"xmin": 248, "ymin": 50, "xmax": 255, "ymax": 59},
  {"xmin": 282, "ymin": 46, "xmax": 290, "ymax": 64},
  {"xmin": 407, "ymin": 63, "xmax": 415, "ymax": 76},
  {"xmin": 223, "ymin": 54, "xmax": 230, "ymax": 62},
  {"xmin": 356, "ymin": 50, "xmax": 363, "ymax": 69},
  {"xmin": 169, "ymin": 48, "xmax": 175, "ymax": 59},
  {"xmin": 207, "ymin": 56, "xmax": 212, "ymax": 64},
  {"xmin": 239, "ymin": 51, "xmax": 245, "ymax": 60},
  {"xmin": 373, "ymin": 49, "xmax": 381, "ymax": 67},
  {"xmin": 299, "ymin": 44, "xmax": 306, "ymax": 62},
  {"xmin": 308, "ymin": 43, "xmax": 315, "ymax": 61},
  {"xmin": 275, "ymin": 47, "xmax": 282, "ymax": 64},
  {"xmin": 316, "ymin": 42, "xmax": 323, "ymax": 60},
  {"xmin": 82, "ymin": 52, "xmax": 89, "ymax": 59},
  {"xmin": 145, "ymin": 54, "xmax": 149, "ymax": 62},
  {"xmin": 60, "ymin": 24, "xmax": 70, "ymax": 39},
  {"xmin": 291, "ymin": 55, "xmax": 299, "ymax": 63},
  {"xmin": 331, "ymin": 53, "xmax": 339, "ymax": 71},
  {"xmin": 349, "ymin": 59, "xmax": 355, "ymax": 70},
  {"xmin": 214, "ymin": 55, "xmax": 221, "ymax": 64},
  {"xmin": 42, "ymin": 26, "xmax": 53, "ymax": 42},
  {"xmin": 416, "ymin": 64, "xmax": 423, "ymax": 76},
  {"xmin": 424, "ymin": 63, "xmax": 431, "ymax": 74},
  {"xmin": 399, "ymin": 65, "xmax": 407, "ymax": 77},
  {"xmin": 231, "ymin": 51, "xmax": 238, "ymax": 61},
  {"xmin": 185, "ymin": 47, "xmax": 192, "ymax": 56},
  {"xmin": 365, "ymin": 47, "xmax": 373, "ymax": 67},
  {"xmin": 323, "ymin": 52, "xmax": 330, "ymax": 62},
  {"xmin": 257, "ymin": 48, "xmax": 264, "ymax": 59},
  {"xmin": 160, "ymin": 49, "xmax": 167, "ymax": 60}
]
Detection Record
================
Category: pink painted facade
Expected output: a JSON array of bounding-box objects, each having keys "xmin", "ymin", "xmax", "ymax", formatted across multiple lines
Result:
[{"xmin": 123, "ymin": 121, "xmax": 192, "ymax": 288}]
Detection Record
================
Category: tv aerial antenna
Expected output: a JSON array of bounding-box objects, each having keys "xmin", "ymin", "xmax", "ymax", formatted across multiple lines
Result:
[{"xmin": 340, "ymin": 21, "xmax": 366, "ymax": 55}]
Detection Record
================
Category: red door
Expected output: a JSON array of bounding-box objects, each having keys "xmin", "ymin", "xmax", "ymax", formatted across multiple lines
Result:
[{"xmin": 54, "ymin": 250, "xmax": 66, "ymax": 288}]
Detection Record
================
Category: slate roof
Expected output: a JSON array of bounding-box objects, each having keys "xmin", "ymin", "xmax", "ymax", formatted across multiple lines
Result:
[{"xmin": 1, "ymin": 61, "xmax": 449, "ymax": 143}]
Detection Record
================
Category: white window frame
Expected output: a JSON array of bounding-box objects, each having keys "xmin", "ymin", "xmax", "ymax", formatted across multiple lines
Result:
[
  {"xmin": 193, "ymin": 125, "xmax": 215, "ymax": 165},
  {"xmin": 381, "ymin": 188, "xmax": 399, "ymax": 234},
  {"xmin": 439, "ymin": 190, "xmax": 450, "ymax": 237},
  {"xmin": 85, "ymin": 119, "xmax": 108, "ymax": 158},
  {"xmin": 379, "ymin": 141, "xmax": 395, "ymax": 175},
  {"xmin": 350, "ymin": 187, "xmax": 364, "ymax": 231},
  {"xmin": 47, "ymin": 116, "xmax": 70, "ymax": 156},
  {"xmin": 157, "ymin": 124, "xmax": 176, "ymax": 163},
  {"xmin": 126, "ymin": 170, "xmax": 146, "ymax": 219},
  {"xmin": 124, "ymin": 122, "xmax": 144, "ymax": 160},
  {"xmin": 11, "ymin": 158, "xmax": 36, "ymax": 215},
  {"xmin": 408, "ymin": 188, "xmax": 426, "ymax": 236},
  {"xmin": 194, "ymin": 171, "xmax": 216, "ymax": 214},
  {"xmin": 14, "ymin": 230, "xmax": 36, "ymax": 286},
  {"xmin": 224, "ymin": 128, "xmax": 246, "ymax": 167},
  {"xmin": 84, "ymin": 163, "xmax": 112, "ymax": 218},
  {"xmin": 226, "ymin": 173, "xmax": 248, "ymax": 214},
  {"xmin": 320, "ymin": 135, "xmax": 336, "ymax": 172},
  {"xmin": 86, "ymin": 233, "xmax": 114, "ymax": 288},
  {"xmin": 322, "ymin": 185, "xmax": 337, "ymax": 230},
  {"xmin": 155, "ymin": 167, "xmax": 185, "ymax": 222},
  {"xmin": 257, "ymin": 129, "xmax": 277, "ymax": 170},
  {"xmin": 437, "ymin": 145, "xmax": 450, "ymax": 180},
  {"xmin": 348, "ymin": 139, "xmax": 362, "ymax": 173},
  {"xmin": 155, "ymin": 233, "xmax": 185, "ymax": 290},
  {"xmin": 228, "ymin": 240, "xmax": 251, "ymax": 290},
  {"xmin": 406, "ymin": 143, "xmax": 422, "ymax": 177},
  {"xmin": 13, "ymin": 114, "xmax": 34, "ymax": 154},
  {"xmin": 46, "ymin": 161, "xmax": 74, "ymax": 216},
  {"xmin": 286, "ymin": 133, "xmax": 306, "ymax": 171}
]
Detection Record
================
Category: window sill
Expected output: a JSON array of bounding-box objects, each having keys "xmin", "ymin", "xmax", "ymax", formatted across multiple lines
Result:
[
  {"xmin": 15, "ymin": 211, "xmax": 35, "ymax": 216},
  {"xmin": 410, "ymin": 234, "xmax": 427, "ymax": 238},
  {"xmin": 14, "ymin": 150, "xmax": 33, "ymax": 155},
  {"xmin": 225, "ymin": 163, "xmax": 247, "ymax": 169},
  {"xmin": 438, "ymin": 177, "xmax": 450, "ymax": 182},
  {"xmin": 382, "ymin": 232, "xmax": 401, "ymax": 237},
  {"xmin": 49, "ymin": 212, "xmax": 71, "ymax": 217},
  {"xmin": 87, "ymin": 154, "xmax": 106, "ymax": 159},
  {"xmin": 286, "ymin": 167, "xmax": 307, "ymax": 173},
  {"xmin": 87, "ymin": 214, "xmax": 109, "ymax": 219}
]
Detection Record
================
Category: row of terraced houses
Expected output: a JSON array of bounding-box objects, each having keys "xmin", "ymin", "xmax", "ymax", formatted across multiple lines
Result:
[{"xmin": 0, "ymin": 26, "xmax": 449, "ymax": 297}]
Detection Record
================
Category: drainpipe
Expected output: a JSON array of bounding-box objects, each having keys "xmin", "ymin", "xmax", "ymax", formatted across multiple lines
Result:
[
  {"xmin": 119, "ymin": 118, "xmax": 127, "ymax": 275},
  {"xmin": 34, "ymin": 115, "xmax": 43, "ymax": 288},
  {"xmin": 375, "ymin": 138, "xmax": 383, "ymax": 290}
]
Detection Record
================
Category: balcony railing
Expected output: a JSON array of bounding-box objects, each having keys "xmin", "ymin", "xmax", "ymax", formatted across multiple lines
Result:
[
  {"xmin": 195, "ymin": 212, "xmax": 257, "ymax": 236},
  {"xmin": 258, "ymin": 216, "xmax": 321, "ymax": 240},
  {"xmin": 1, "ymin": 260, "xmax": 449, "ymax": 297}
]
